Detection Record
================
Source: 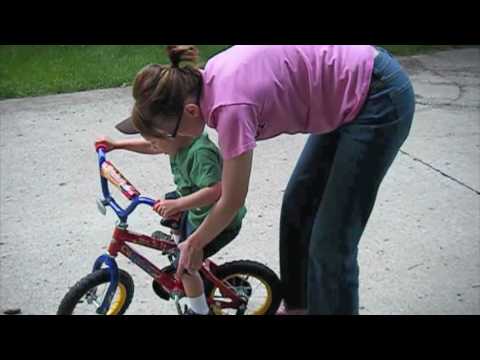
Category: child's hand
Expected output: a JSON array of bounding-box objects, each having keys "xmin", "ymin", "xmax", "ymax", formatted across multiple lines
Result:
[
  {"xmin": 153, "ymin": 199, "xmax": 183, "ymax": 218},
  {"xmin": 95, "ymin": 136, "xmax": 116, "ymax": 153}
]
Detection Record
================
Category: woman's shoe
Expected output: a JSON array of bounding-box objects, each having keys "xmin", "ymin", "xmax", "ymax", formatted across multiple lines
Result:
[{"xmin": 276, "ymin": 303, "xmax": 307, "ymax": 315}]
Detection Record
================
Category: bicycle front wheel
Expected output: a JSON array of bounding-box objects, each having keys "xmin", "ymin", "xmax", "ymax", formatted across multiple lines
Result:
[{"xmin": 57, "ymin": 269, "xmax": 134, "ymax": 315}]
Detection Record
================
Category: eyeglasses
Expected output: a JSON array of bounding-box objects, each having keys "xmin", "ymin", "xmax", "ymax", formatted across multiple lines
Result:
[
  {"xmin": 149, "ymin": 110, "xmax": 183, "ymax": 139},
  {"xmin": 167, "ymin": 110, "xmax": 183, "ymax": 139},
  {"xmin": 135, "ymin": 105, "xmax": 183, "ymax": 139}
]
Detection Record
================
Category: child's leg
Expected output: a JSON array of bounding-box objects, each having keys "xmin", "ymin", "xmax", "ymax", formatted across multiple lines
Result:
[
  {"xmin": 178, "ymin": 219, "xmax": 241, "ymax": 314},
  {"xmin": 186, "ymin": 226, "xmax": 241, "ymax": 314},
  {"xmin": 181, "ymin": 271, "xmax": 210, "ymax": 315},
  {"xmin": 176, "ymin": 218, "xmax": 210, "ymax": 315}
]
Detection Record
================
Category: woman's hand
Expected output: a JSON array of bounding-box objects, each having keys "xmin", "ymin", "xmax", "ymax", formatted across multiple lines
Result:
[
  {"xmin": 176, "ymin": 239, "xmax": 204, "ymax": 280},
  {"xmin": 153, "ymin": 199, "xmax": 183, "ymax": 218},
  {"xmin": 95, "ymin": 136, "xmax": 117, "ymax": 152}
]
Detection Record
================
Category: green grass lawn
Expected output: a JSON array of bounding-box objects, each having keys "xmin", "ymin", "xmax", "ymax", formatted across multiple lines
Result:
[
  {"xmin": 0, "ymin": 45, "xmax": 465, "ymax": 99},
  {"xmin": 0, "ymin": 45, "xmax": 230, "ymax": 99}
]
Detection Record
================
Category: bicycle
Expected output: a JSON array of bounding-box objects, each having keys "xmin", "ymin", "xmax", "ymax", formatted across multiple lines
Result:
[{"xmin": 57, "ymin": 143, "xmax": 282, "ymax": 315}]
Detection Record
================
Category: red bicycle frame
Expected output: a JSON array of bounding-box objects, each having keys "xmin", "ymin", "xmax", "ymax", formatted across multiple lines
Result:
[{"xmin": 108, "ymin": 224, "xmax": 245, "ymax": 310}]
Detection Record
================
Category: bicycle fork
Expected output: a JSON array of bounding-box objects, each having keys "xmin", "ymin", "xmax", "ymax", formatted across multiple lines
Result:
[{"xmin": 91, "ymin": 253, "xmax": 119, "ymax": 315}]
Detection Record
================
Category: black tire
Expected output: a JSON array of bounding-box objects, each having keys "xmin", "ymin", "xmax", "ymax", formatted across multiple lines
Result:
[
  {"xmin": 57, "ymin": 269, "xmax": 134, "ymax": 315},
  {"xmin": 204, "ymin": 260, "xmax": 281, "ymax": 315}
]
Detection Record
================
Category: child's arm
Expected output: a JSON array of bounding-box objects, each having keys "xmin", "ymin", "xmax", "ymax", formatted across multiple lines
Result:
[
  {"xmin": 154, "ymin": 182, "xmax": 222, "ymax": 218},
  {"xmin": 115, "ymin": 138, "xmax": 168, "ymax": 154},
  {"xmin": 95, "ymin": 136, "xmax": 166, "ymax": 155},
  {"xmin": 177, "ymin": 182, "xmax": 222, "ymax": 210}
]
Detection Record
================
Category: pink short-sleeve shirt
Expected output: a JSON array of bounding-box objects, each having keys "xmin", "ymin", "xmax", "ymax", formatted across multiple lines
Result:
[{"xmin": 199, "ymin": 45, "xmax": 377, "ymax": 160}]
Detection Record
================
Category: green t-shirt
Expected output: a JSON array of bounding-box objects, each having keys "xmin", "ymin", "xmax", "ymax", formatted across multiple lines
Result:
[{"xmin": 170, "ymin": 133, "xmax": 247, "ymax": 231}]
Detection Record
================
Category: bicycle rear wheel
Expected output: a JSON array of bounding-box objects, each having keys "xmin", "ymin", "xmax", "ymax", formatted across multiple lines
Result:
[{"xmin": 205, "ymin": 260, "xmax": 281, "ymax": 315}]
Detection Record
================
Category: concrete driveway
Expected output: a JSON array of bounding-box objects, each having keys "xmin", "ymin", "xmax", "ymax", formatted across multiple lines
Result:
[{"xmin": 1, "ymin": 47, "xmax": 479, "ymax": 315}]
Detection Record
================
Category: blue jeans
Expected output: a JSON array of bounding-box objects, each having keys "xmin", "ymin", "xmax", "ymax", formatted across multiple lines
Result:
[{"xmin": 279, "ymin": 47, "xmax": 415, "ymax": 314}]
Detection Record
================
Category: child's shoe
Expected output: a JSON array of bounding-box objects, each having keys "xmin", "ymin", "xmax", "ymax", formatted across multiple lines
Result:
[{"xmin": 183, "ymin": 306, "xmax": 214, "ymax": 315}]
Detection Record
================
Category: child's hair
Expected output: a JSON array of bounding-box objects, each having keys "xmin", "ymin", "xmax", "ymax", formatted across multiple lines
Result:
[{"xmin": 131, "ymin": 45, "xmax": 203, "ymax": 137}]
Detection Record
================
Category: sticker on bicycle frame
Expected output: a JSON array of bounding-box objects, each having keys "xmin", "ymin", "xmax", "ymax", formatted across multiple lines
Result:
[{"xmin": 101, "ymin": 161, "xmax": 140, "ymax": 200}]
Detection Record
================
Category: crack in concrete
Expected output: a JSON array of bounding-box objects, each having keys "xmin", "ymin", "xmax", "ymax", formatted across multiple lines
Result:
[
  {"xmin": 404, "ymin": 56, "xmax": 480, "ymax": 109},
  {"xmin": 413, "ymin": 132, "xmax": 480, "ymax": 140},
  {"xmin": 414, "ymin": 95, "xmax": 480, "ymax": 111},
  {"xmin": 407, "ymin": 263, "xmax": 424, "ymax": 271},
  {"xmin": 400, "ymin": 150, "xmax": 480, "ymax": 195},
  {"xmin": 415, "ymin": 103, "xmax": 480, "ymax": 112}
]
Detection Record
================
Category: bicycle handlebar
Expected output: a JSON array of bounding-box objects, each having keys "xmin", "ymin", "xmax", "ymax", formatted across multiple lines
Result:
[{"xmin": 96, "ymin": 145, "xmax": 156, "ymax": 222}]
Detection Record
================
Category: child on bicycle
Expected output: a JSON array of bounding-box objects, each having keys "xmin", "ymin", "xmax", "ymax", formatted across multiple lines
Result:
[{"xmin": 95, "ymin": 68, "xmax": 246, "ymax": 316}]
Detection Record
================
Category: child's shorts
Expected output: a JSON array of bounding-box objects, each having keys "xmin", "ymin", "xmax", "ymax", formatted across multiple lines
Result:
[{"xmin": 164, "ymin": 191, "xmax": 241, "ymax": 270}]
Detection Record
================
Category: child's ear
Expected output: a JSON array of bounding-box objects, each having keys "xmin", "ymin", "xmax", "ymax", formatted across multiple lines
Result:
[{"xmin": 185, "ymin": 103, "xmax": 200, "ymax": 118}]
